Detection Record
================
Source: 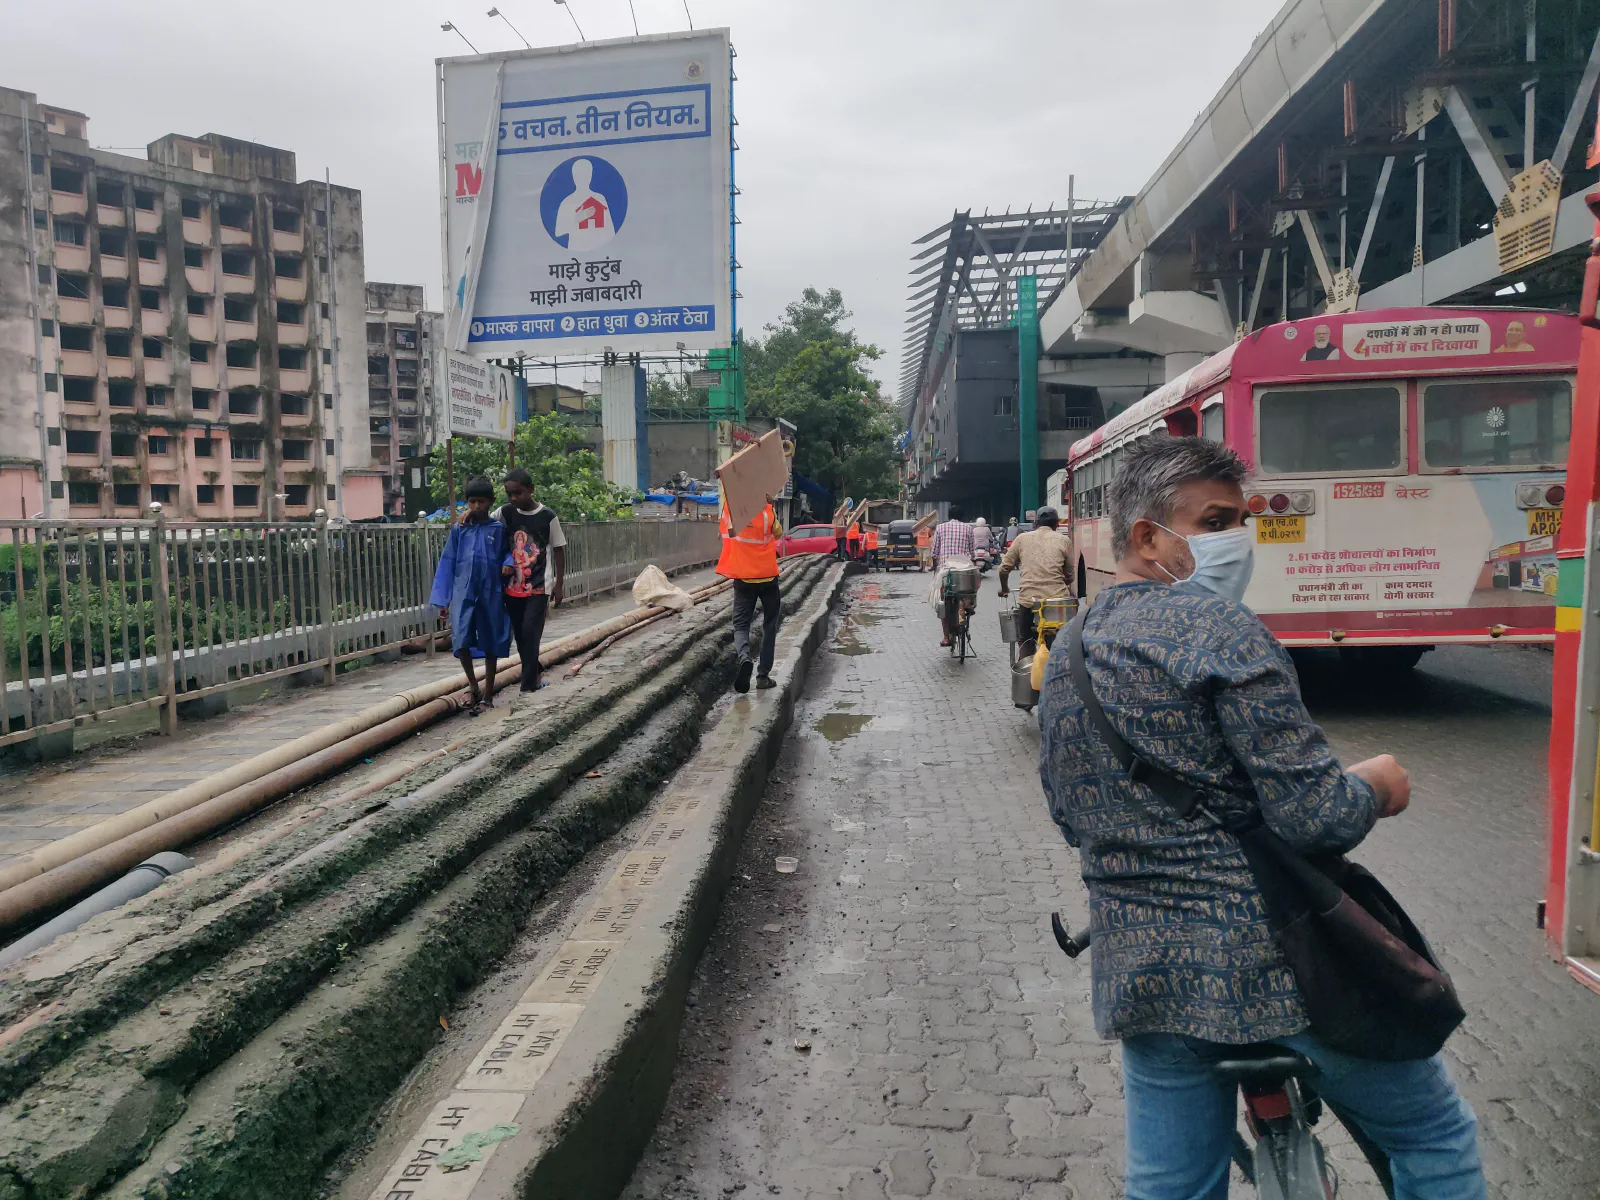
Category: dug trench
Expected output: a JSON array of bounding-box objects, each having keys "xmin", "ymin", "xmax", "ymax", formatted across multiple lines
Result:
[{"xmin": 0, "ymin": 556, "xmax": 838, "ymax": 1200}]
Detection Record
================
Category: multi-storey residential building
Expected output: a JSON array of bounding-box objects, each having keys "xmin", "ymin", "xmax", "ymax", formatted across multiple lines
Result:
[
  {"xmin": 0, "ymin": 85, "xmax": 381, "ymax": 521},
  {"xmin": 363, "ymin": 282, "xmax": 442, "ymax": 516}
]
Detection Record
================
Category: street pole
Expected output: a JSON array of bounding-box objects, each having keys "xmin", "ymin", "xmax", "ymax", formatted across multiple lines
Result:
[
  {"xmin": 1016, "ymin": 273, "xmax": 1040, "ymax": 517},
  {"xmin": 445, "ymin": 437, "xmax": 456, "ymax": 518}
]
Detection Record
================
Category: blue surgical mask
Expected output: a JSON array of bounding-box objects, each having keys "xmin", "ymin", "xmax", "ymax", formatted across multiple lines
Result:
[{"xmin": 1154, "ymin": 523, "xmax": 1254, "ymax": 604}]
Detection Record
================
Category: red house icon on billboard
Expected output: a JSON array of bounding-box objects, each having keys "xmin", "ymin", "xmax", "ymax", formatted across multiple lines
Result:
[{"xmin": 576, "ymin": 196, "xmax": 607, "ymax": 230}]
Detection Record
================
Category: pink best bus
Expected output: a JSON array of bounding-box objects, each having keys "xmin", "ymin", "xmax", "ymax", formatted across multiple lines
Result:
[{"xmin": 1067, "ymin": 308, "xmax": 1577, "ymax": 668}]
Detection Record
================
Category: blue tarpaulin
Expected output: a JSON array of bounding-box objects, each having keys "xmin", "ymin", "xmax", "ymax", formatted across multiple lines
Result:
[
  {"xmin": 643, "ymin": 491, "xmax": 720, "ymax": 506},
  {"xmin": 793, "ymin": 474, "xmax": 831, "ymax": 504}
]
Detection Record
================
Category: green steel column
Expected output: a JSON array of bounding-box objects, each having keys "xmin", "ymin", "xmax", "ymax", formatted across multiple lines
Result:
[{"xmin": 1016, "ymin": 274, "xmax": 1040, "ymax": 515}]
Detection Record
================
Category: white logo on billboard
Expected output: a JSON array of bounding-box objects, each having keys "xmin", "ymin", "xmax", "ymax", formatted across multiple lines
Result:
[{"xmin": 1486, "ymin": 406, "xmax": 1507, "ymax": 431}]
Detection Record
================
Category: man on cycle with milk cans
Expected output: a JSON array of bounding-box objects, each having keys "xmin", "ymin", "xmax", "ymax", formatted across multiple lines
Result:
[{"xmin": 929, "ymin": 504, "xmax": 975, "ymax": 648}]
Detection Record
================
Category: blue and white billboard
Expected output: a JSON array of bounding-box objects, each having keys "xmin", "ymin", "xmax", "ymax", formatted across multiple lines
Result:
[{"xmin": 438, "ymin": 30, "xmax": 732, "ymax": 358}]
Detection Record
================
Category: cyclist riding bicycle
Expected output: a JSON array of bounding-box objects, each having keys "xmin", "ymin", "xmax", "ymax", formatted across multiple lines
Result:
[
  {"xmin": 929, "ymin": 503, "xmax": 976, "ymax": 648},
  {"xmin": 997, "ymin": 505, "xmax": 1074, "ymax": 646}
]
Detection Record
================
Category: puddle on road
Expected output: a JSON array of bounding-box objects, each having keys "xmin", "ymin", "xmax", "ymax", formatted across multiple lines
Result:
[
  {"xmin": 833, "ymin": 700, "xmax": 855, "ymax": 709},
  {"xmin": 814, "ymin": 712, "xmax": 874, "ymax": 741},
  {"xmin": 831, "ymin": 625, "xmax": 873, "ymax": 655}
]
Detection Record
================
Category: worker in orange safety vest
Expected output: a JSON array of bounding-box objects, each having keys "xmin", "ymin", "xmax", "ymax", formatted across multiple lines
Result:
[{"xmin": 716, "ymin": 495, "xmax": 783, "ymax": 694}]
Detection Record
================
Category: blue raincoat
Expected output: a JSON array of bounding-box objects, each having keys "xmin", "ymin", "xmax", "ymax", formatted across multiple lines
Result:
[{"xmin": 429, "ymin": 519, "xmax": 512, "ymax": 658}]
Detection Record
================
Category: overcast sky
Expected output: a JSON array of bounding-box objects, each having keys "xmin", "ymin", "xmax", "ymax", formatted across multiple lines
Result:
[{"xmin": 4, "ymin": 0, "xmax": 1284, "ymax": 396}]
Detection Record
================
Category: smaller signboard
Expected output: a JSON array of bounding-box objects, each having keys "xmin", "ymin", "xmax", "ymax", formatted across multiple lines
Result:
[
  {"xmin": 688, "ymin": 370, "xmax": 723, "ymax": 389},
  {"xmin": 447, "ymin": 350, "xmax": 516, "ymax": 441}
]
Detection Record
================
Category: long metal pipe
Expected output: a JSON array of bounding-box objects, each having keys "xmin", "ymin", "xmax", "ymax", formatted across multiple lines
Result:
[
  {"xmin": 0, "ymin": 576, "xmax": 740, "ymax": 932},
  {"xmin": 0, "ymin": 853, "xmax": 192, "ymax": 968}
]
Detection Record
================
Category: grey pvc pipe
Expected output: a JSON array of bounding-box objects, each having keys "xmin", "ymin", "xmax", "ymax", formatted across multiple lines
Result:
[{"xmin": 0, "ymin": 852, "xmax": 193, "ymax": 969}]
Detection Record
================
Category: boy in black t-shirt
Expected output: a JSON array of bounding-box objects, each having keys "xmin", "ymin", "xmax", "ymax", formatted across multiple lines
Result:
[{"xmin": 497, "ymin": 468, "xmax": 567, "ymax": 693}]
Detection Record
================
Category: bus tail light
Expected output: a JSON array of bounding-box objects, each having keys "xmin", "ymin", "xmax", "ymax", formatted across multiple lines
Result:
[
  {"xmin": 1268, "ymin": 493, "xmax": 1290, "ymax": 513},
  {"xmin": 1289, "ymin": 490, "xmax": 1315, "ymax": 514},
  {"xmin": 1546, "ymin": 484, "xmax": 1567, "ymax": 506},
  {"xmin": 1247, "ymin": 494, "xmax": 1268, "ymax": 514},
  {"xmin": 1516, "ymin": 483, "xmax": 1546, "ymax": 508}
]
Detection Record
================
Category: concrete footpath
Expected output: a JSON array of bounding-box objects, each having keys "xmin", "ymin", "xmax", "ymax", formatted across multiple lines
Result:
[{"xmin": 0, "ymin": 568, "xmax": 720, "ymax": 867}]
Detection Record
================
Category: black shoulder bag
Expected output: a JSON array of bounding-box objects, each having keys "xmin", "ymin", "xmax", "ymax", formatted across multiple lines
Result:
[{"xmin": 1065, "ymin": 608, "xmax": 1465, "ymax": 1062}]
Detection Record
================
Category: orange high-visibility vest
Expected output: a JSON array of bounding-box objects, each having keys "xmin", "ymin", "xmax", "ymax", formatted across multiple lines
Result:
[
  {"xmin": 716, "ymin": 504, "xmax": 780, "ymax": 580},
  {"xmin": 865, "ymin": 529, "xmax": 879, "ymax": 551}
]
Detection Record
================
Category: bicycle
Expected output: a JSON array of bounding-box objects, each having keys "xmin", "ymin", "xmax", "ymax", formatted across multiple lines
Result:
[
  {"xmin": 1050, "ymin": 915, "xmax": 1395, "ymax": 1198},
  {"xmin": 949, "ymin": 596, "xmax": 973, "ymax": 662}
]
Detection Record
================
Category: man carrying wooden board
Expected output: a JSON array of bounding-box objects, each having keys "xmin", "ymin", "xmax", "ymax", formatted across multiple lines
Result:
[{"xmin": 715, "ymin": 429, "xmax": 788, "ymax": 694}]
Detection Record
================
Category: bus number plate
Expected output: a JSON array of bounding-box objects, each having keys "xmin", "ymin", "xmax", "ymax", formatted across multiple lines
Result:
[
  {"xmin": 1256, "ymin": 516, "xmax": 1305, "ymax": 543},
  {"xmin": 1527, "ymin": 508, "xmax": 1562, "ymax": 538}
]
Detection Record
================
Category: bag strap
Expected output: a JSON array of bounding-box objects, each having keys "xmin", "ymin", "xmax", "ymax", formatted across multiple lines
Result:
[{"xmin": 1065, "ymin": 606, "xmax": 1205, "ymax": 820}]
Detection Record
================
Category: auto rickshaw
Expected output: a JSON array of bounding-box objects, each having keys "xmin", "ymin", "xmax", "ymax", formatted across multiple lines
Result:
[{"xmin": 883, "ymin": 519, "xmax": 920, "ymax": 570}]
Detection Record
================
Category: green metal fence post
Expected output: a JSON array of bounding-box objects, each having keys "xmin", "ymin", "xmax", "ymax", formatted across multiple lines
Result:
[{"xmin": 1016, "ymin": 274, "xmax": 1040, "ymax": 517}]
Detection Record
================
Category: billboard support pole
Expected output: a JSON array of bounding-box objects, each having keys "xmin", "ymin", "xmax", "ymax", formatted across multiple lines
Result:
[{"xmin": 446, "ymin": 438, "xmax": 456, "ymax": 518}]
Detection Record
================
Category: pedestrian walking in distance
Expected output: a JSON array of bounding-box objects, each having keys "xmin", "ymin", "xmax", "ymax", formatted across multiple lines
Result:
[
  {"xmin": 497, "ymin": 467, "xmax": 567, "ymax": 694},
  {"xmin": 718, "ymin": 492, "xmax": 782, "ymax": 693},
  {"xmin": 429, "ymin": 476, "xmax": 512, "ymax": 715}
]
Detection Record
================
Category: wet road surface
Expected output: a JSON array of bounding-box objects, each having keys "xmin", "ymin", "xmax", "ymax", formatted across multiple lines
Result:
[{"xmin": 624, "ymin": 576, "xmax": 1600, "ymax": 1199}]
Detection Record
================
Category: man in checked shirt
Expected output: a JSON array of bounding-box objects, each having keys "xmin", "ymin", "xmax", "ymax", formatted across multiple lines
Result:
[{"xmin": 929, "ymin": 504, "xmax": 976, "ymax": 647}]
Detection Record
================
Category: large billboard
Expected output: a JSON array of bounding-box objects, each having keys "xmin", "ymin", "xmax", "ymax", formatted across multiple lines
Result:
[{"xmin": 438, "ymin": 31, "xmax": 732, "ymax": 358}]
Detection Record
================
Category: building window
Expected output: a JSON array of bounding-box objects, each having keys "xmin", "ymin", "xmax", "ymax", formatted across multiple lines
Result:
[
  {"xmin": 220, "ymin": 250, "xmax": 251, "ymax": 277},
  {"xmin": 398, "ymin": 443, "xmax": 418, "ymax": 459},
  {"xmin": 105, "ymin": 330, "xmax": 132, "ymax": 358},
  {"xmin": 150, "ymin": 484, "xmax": 175, "ymax": 504},
  {"xmin": 320, "ymin": 302, "xmax": 330, "ymax": 319},
  {"xmin": 147, "ymin": 386, "xmax": 170, "ymax": 408},
  {"xmin": 322, "ymin": 348, "xmax": 332, "ymax": 365},
  {"xmin": 190, "ymin": 342, "xmax": 211, "ymax": 363},
  {"xmin": 279, "ymin": 346, "xmax": 307, "ymax": 370},
  {"xmin": 110, "ymin": 432, "xmax": 138, "ymax": 458},
  {"xmin": 196, "ymin": 484, "xmax": 218, "ymax": 505},
  {"xmin": 315, "ymin": 208, "xmax": 327, "ymax": 228},
  {"xmin": 98, "ymin": 227, "xmax": 126, "ymax": 257},
  {"xmin": 98, "ymin": 180, "xmax": 125, "ymax": 208},
  {"xmin": 59, "ymin": 325, "xmax": 92, "ymax": 351},
  {"xmin": 395, "ymin": 359, "xmax": 418, "ymax": 381},
  {"xmin": 57, "ymin": 272, "xmax": 89, "ymax": 299},
  {"xmin": 108, "ymin": 380, "xmax": 135, "ymax": 407},
  {"xmin": 394, "ymin": 327, "xmax": 418, "ymax": 350},
  {"xmin": 277, "ymin": 300, "xmax": 304, "ymax": 324},
  {"xmin": 136, "ymin": 237, "xmax": 160, "ymax": 261},
  {"xmin": 103, "ymin": 280, "xmax": 129, "ymax": 308},
  {"xmin": 369, "ymin": 388, "xmax": 389, "ymax": 406},
  {"xmin": 366, "ymin": 322, "xmax": 385, "ymax": 343},
  {"xmin": 284, "ymin": 483, "xmax": 310, "ymax": 506},
  {"xmin": 233, "ymin": 484, "xmax": 260, "ymax": 508},
  {"xmin": 398, "ymin": 416, "xmax": 417, "ymax": 430},
  {"xmin": 63, "ymin": 377, "xmax": 95, "ymax": 403},
  {"xmin": 283, "ymin": 439, "xmax": 311, "ymax": 461},
  {"xmin": 53, "ymin": 219, "xmax": 86, "ymax": 246},
  {"xmin": 50, "ymin": 166, "xmax": 84, "ymax": 194},
  {"xmin": 148, "ymin": 435, "xmax": 171, "ymax": 455},
  {"xmin": 367, "ymin": 354, "xmax": 388, "ymax": 375},
  {"xmin": 230, "ymin": 437, "xmax": 262, "ymax": 461},
  {"xmin": 181, "ymin": 197, "xmax": 202, "ymax": 220},
  {"xmin": 184, "ymin": 246, "xmax": 205, "ymax": 269},
  {"xmin": 317, "ymin": 256, "xmax": 329, "ymax": 274},
  {"xmin": 68, "ymin": 482, "xmax": 100, "ymax": 506},
  {"xmin": 327, "ymin": 484, "xmax": 337, "ymax": 501},
  {"xmin": 50, "ymin": 481, "xmax": 64, "ymax": 500},
  {"xmin": 272, "ymin": 209, "xmax": 301, "ymax": 233},
  {"xmin": 274, "ymin": 255, "xmax": 303, "ymax": 279},
  {"xmin": 44, "ymin": 372, "xmax": 59, "ymax": 392},
  {"xmin": 139, "ymin": 287, "xmax": 162, "ymax": 311},
  {"xmin": 113, "ymin": 484, "xmax": 141, "ymax": 507},
  {"xmin": 281, "ymin": 393, "xmax": 309, "ymax": 415},
  {"xmin": 134, "ymin": 189, "xmax": 156, "ymax": 211},
  {"xmin": 195, "ymin": 438, "xmax": 216, "ymax": 458},
  {"xmin": 228, "ymin": 391, "xmax": 259, "ymax": 415},
  {"xmin": 192, "ymin": 388, "xmax": 215, "ymax": 411},
  {"xmin": 324, "ymin": 438, "xmax": 335, "ymax": 455},
  {"xmin": 219, "ymin": 203, "xmax": 251, "ymax": 230},
  {"xmin": 187, "ymin": 294, "xmax": 208, "ymax": 316},
  {"xmin": 225, "ymin": 343, "xmax": 257, "ymax": 368},
  {"xmin": 33, "ymin": 209, "xmax": 46, "ymax": 229},
  {"xmin": 142, "ymin": 336, "xmax": 164, "ymax": 359},
  {"xmin": 47, "ymin": 426, "xmax": 61, "ymax": 446},
  {"xmin": 323, "ymin": 393, "xmax": 333, "ymax": 410},
  {"xmin": 64, "ymin": 429, "xmax": 99, "ymax": 455},
  {"xmin": 223, "ymin": 296, "xmax": 255, "ymax": 322}
]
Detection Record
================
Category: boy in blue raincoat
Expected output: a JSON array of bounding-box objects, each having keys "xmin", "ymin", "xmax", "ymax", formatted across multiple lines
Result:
[{"xmin": 429, "ymin": 477, "xmax": 512, "ymax": 714}]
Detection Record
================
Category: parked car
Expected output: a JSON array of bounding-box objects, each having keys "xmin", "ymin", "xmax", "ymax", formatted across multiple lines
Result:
[{"xmin": 779, "ymin": 523, "xmax": 838, "ymax": 557}]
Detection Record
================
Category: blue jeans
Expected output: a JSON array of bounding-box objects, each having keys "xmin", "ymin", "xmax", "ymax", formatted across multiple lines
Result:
[{"xmin": 1121, "ymin": 1032, "xmax": 1485, "ymax": 1200}]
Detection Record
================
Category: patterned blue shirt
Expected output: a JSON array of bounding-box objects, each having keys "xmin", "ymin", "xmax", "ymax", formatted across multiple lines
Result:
[{"xmin": 1038, "ymin": 580, "xmax": 1378, "ymax": 1044}]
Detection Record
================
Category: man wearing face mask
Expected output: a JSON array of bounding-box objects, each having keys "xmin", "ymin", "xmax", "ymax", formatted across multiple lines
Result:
[{"xmin": 1037, "ymin": 437, "xmax": 1484, "ymax": 1200}]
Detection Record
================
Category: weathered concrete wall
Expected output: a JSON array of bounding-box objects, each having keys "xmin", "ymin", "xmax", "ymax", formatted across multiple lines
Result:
[{"xmin": 0, "ymin": 88, "xmax": 50, "ymax": 517}]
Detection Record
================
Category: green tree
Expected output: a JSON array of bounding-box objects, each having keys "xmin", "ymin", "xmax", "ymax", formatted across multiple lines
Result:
[
  {"xmin": 427, "ymin": 413, "xmax": 636, "ymax": 521},
  {"xmin": 744, "ymin": 288, "xmax": 900, "ymax": 504}
]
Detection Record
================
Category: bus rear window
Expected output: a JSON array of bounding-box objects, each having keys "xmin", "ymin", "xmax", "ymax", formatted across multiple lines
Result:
[
  {"xmin": 1422, "ymin": 378, "xmax": 1571, "ymax": 468},
  {"xmin": 1257, "ymin": 386, "xmax": 1402, "ymax": 474}
]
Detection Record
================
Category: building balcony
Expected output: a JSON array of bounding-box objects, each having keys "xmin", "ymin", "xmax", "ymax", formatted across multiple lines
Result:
[
  {"xmin": 277, "ymin": 320, "xmax": 308, "ymax": 345},
  {"xmin": 60, "ymin": 348, "xmax": 95, "ymax": 377},
  {"xmin": 271, "ymin": 228, "xmax": 304, "ymax": 254},
  {"xmin": 279, "ymin": 366, "xmax": 311, "ymax": 392},
  {"xmin": 190, "ymin": 360, "xmax": 218, "ymax": 389},
  {"xmin": 101, "ymin": 254, "xmax": 128, "ymax": 281},
  {"xmin": 141, "ymin": 308, "xmax": 166, "ymax": 337},
  {"xmin": 52, "ymin": 191, "xmax": 87, "ymax": 216},
  {"xmin": 134, "ymin": 209, "xmax": 161, "ymax": 235},
  {"xmin": 187, "ymin": 313, "xmax": 216, "ymax": 341},
  {"xmin": 182, "ymin": 217, "xmax": 212, "ymax": 246},
  {"xmin": 222, "ymin": 272, "xmax": 254, "ymax": 296},
  {"xmin": 225, "ymin": 365, "xmax": 261, "ymax": 388},
  {"xmin": 274, "ymin": 275, "xmax": 306, "ymax": 302},
  {"xmin": 105, "ymin": 306, "xmax": 132, "ymax": 330},
  {"xmin": 97, "ymin": 204, "xmax": 125, "ymax": 227},
  {"xmin": 186, "ymin": 266, "xmax": 213, "ymax": 295},
  {"xmin": 107, "ymin": 355, "xmax": 135, "ymax": 380},
  {"xmin": 223, "ymin": 319, "xmax": 257, "ymax": 342},
  {"xmin": 220, "ymin": 224, "xmax": 252, "ymax": 246},
  {"xmin": 145, "ymin": 359, "xmax": 171, "ymax": 386},
  {"xmin": 54, "ymin": 243, "xmax": 89, "ymax": 273},
  {"xmin": 137, "ymin": 259, "xmax": 165, "ymax": 287},
  {"xmin": 58, "ymin": 296, "xmax": 91, "ymax": 324}
]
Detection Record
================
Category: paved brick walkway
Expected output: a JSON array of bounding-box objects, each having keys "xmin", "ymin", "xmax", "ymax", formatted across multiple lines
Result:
[
  {"xmin": 0, "ymin": 568, "xmax": 720, "ymax": 864},
  {"xmin": 624, "ymin": 575, "xmax": 1600, "ymax": 1199}
]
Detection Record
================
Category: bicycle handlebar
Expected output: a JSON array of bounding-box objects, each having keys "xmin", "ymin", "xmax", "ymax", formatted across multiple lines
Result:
[{"xmin": 1050, "ymin": 911, "xmax": 1091, "ymax": 958}]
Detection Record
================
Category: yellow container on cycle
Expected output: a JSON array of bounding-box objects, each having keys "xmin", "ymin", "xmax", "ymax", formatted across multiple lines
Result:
[{"xmin": 1029, "ymin": 596, "xmax": 1077, "ymax": 692}]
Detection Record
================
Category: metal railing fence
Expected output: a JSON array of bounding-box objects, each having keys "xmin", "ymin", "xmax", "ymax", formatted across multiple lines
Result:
[{"xmin": 0, "ymin": 509, "xmax": 718, "ymax": 749}]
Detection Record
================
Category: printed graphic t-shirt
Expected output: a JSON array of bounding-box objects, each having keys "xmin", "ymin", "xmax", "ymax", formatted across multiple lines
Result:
[{"xmin": 497, "ymin": 503, "xmax": 567, "ymax": 597}]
